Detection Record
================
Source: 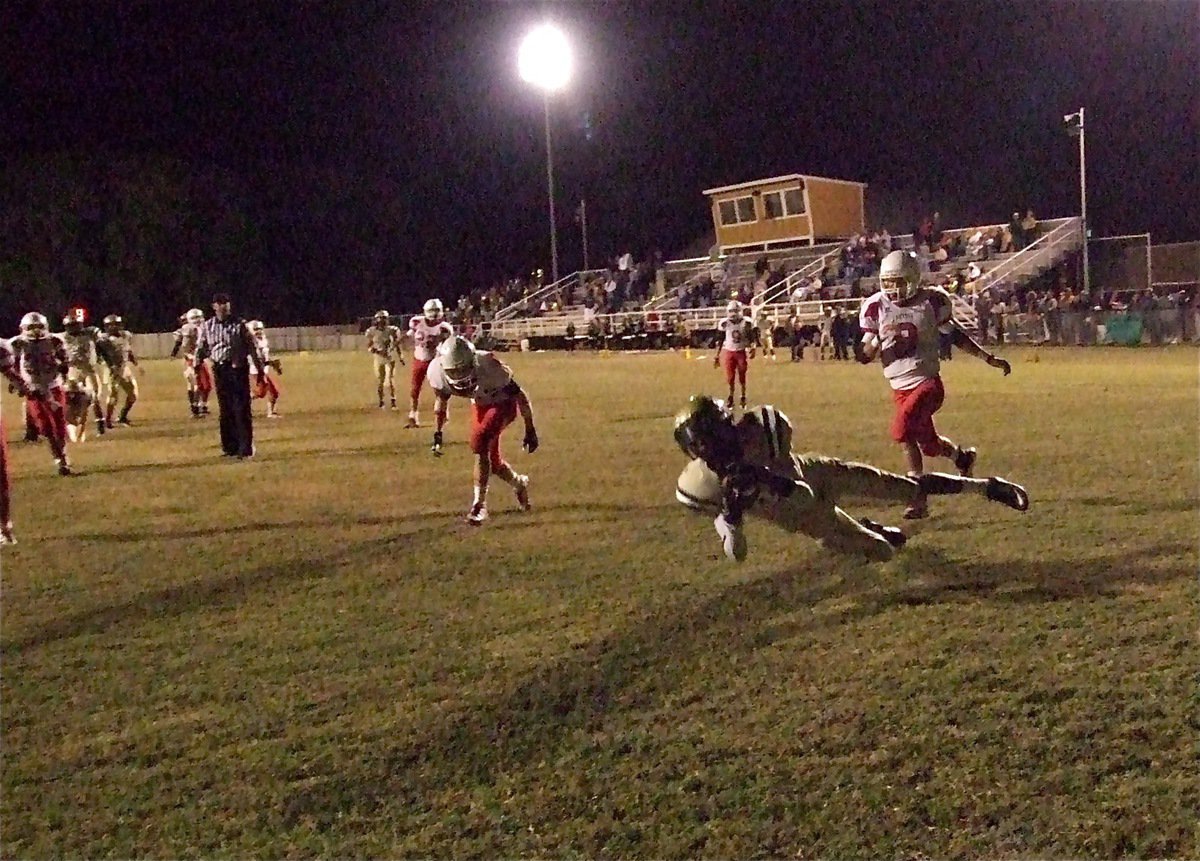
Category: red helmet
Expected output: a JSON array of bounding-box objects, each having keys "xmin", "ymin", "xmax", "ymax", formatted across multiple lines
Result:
[{"xmin": 64, "ymin": 306, "xmax": 89, "ymax": 326}]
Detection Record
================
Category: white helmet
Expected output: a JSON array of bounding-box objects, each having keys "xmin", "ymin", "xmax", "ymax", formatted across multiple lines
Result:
[
  {"xmin": 373, "ymin": 309, "xmax": 389, "ymax": 324},
  {"xmin": 423, "ymin": 298, "xmax": 444, "ymax": 321},
  {"xmin": 726, "ymin": 300, "xmax": 742, "ymax": 318},
  {"xmin": 20, "ymin": 311, "xmax": 48, "ymax": 338},
  {"xmin": 185, "ymin": 308, "xmax": 204, "ymax": 324},
  {"xmin": 248, "ymin": 320, "xmax": 264, "ymax": 333},
  {"xmin": 437, "ymin": 335, "xmax": 478, "ymax": 394},
  {"xmin": 880, "ymin": 250, "xmax": 921, "ymax": 300}
]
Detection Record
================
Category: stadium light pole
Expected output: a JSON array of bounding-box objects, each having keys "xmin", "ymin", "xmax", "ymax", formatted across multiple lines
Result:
[
  {"xmin": 519, "ymin": 23, "xmax": 572, "ymax": 285},
  {"xmin": 1064, "ymin": 108, "xmax": 1089, "ymax": 294}
]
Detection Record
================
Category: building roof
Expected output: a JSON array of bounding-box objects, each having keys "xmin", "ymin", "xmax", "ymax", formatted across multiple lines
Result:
[{"xmin": 702, "ymin": 174, "xmax": 867, "ymax": 196}]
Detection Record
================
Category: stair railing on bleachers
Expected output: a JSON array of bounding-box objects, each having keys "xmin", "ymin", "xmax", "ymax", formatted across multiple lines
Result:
[
  {"xmin": 968, "ymin": 217, "xmax": 1081, "ymax": 297},
  {"xmin": 492, "ymin": 269, "xmax": 608, "ymax": 322}
]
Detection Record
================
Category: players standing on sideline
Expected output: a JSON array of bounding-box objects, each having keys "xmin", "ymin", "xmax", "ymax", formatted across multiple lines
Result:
[
  {"xmin": 9, "ymin": 312, "xmax": 72, "ymax": 476},
  {"xmin": 248, "ymin": 320, "xmax": 282, "ymax": 418},
  {"xmin": 673, "ymin": 395, "xmax": 1029, "ymax": 562},
  {"xmin": 61, "ymin": 306, "xmax": 111, "ymax": 436},
  {"xmin": 857, "ymin": 250, "xmax": 1012, "ymax": 519},
  {"xmin": 171, "ymin": 308, "xmax": 212, "ymax": 418},
  {"xmin": 365, "ymin": 310, "xmax": 405, "ymax": 411},
  {"xmin": 427, "ymin": 335, "xmax": 539, "ymax": 525},
  {"xmin": 99, "ymin": 314, "xmax": 139, "ymax": 427},
  {"xmin": 407, "ymin": 299, "xmax": 454, "ymax": 428}
]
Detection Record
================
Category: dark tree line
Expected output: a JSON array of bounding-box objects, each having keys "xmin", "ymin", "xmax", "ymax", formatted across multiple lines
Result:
[{"xmin": 0, "ymin": 151, "xmax": 415, "ymax": 334}]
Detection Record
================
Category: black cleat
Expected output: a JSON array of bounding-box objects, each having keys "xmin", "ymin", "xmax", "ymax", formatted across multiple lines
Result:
[
  {"xmin": 861, "ymin": 517, "xmax": 908, "ymax": 549},
  {"xmin": 986, "ymin": 477, "xmax": 1030, "ymax": 511},
  {"xmin": 954, "ymin": 446, "xmax": 977, "ymax": 477},
  {"xmin": 96, "ymin": 419, "xmax": 106, "ymax": 435}
]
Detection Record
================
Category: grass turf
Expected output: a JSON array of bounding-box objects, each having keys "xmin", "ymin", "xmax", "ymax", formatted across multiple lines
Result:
[{"xmin": 2, "ymin": 346, "xmax": 1197, "ymax": 858}]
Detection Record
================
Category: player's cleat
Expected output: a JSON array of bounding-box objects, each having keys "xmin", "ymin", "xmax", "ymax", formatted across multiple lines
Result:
[
  {"xmin": 714, "ymin": 513, "xmax": 747, "ymax": 561},
  {"xmin": 903, "ymin": 498, "xmax": 928, "ymax": 520},
  {"xmin": 404, "ymin": 417, "xmax": 420, "ymax": 429},
  {"xmin": 0, "ymin": 530, "xmax": 15, "ymax": 546},
  {"xmin": 117, "ymin": 417, "xmax": 132, "ymax": 427},
  {"xmin": 96, "ymin": 419, "xmax": 107, "ymax": 435},
  {"xmin": 466, "ymin": 502, "xmax": 488, "ymax": 525},
  {"xmin": 860, "ymin": 517, "xmax": 908, "ymax": 549},
  {"xmin": 56, "ymin": 459, "xmax": 72, "ymax": 477},
  {"xmin": 514, "ymin": 474, "xmax": 531, "ymax": 511},
  {"xmin": 431, "ymin": 430, "xmax": 443, "ymax": 456},
  {"xmin": 986, "ymin": 477, "xmax": 1030, "ymax": 511},
  {"xmin": 390, "ymin": 400, "xmax": 399, "ymax": 411},
  {"xmin": 955, "ymin": 446, "xmax": 977, "ymax": 477},
  {"xmin": 267, "ymin": 410, "xmax": 281, "ymax": 419},
  {"xmin": 105, "ymin": 418, "xmax": 115, "ymax": 430},
  {"xmin": 200, "ymin": 405, "xmax": 209, "ymax": 416},
  {"xmin": 378, "ymin": 400, "xmax": 386, "ymax": 410}
]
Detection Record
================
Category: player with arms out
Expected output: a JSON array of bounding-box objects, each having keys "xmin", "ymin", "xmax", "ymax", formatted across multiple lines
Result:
[
  {"xmin": 99, "ymin": 314, "xmax": 140, "ymax": 427},
  {"xmin": 171, "ymin": 308, "xmax": 213, "ymax": 418},
  {"xmin": 714, "ymin": 300, "xmax": 757, "ymax": 409},
  {"xmin": 60, "ymin": 306, "xmax": 111, "ymax": 436},
  {"xmin": 248, "ymin": 321, "xmax": 282, "ymax": 418},
  {"xmin": 858, "ymin": 250, "xmax": 1013, "ymax": 519},
  {"xmin": 428, "ymin": 336, "xmax": 539, "ymax": 525},
  {"xmin": 673, "ymin": 395, "xmax": 1029, "ymax": 562},
  {"xmin": 365, "ymin": 310, "xmax": 405, "ymax": 410},
  {"xmin": 9, "ymin": 312, "xmax": 73, "ymax": 476},
  {"xmin": 407, "ymin": 299, "xmax": 454, "ymax": 427}
]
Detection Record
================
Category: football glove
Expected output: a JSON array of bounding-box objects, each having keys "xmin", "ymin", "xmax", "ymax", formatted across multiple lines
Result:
[
  {"xmin": 270, "ymin": 359, "xmax": 283, "ymax": 375},
  {"xmin": 522, "ymin": 427, "xmax": 539, "ymax": 453},
  {"xmin": 431, "ymin": 430, "xmax": 443, "ymax": 457}
]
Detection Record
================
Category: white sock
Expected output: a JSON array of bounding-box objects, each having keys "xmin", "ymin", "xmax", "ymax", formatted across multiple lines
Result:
[{"xmin": 473, "ymin": 485, "xmax": 486, "ymax": 506}]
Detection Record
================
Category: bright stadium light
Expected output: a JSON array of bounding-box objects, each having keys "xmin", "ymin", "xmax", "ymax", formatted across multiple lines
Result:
[{"xmin": 519, "ymin": 23, "xmax": 573, "ymax": 283}]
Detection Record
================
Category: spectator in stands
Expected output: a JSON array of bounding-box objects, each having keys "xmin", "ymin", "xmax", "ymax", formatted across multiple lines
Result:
[
  {"xmin": 831, "ymin": 306, "xmax": 851, "ymax": 360},
  {"xmin": 1009, "ymin": 211, "xmax": 1026, "ymax": 251},
  {"xmin": 1021, "ymin": 209, "xmax": 1039, "ymax": 246}
]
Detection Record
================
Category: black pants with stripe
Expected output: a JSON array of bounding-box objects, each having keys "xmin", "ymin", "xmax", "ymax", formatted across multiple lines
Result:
[{"xmin": 213, "ymin": 362, "xmax": 254, "ymax": 456}]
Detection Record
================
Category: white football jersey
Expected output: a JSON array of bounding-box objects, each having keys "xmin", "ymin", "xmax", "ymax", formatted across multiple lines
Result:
[
  {"xmin": 859, "ymin": 287, "xmax": 953, "ymax": 391},
  {"xmin": 174, "ymin": 322, "xmax": 201, "ymax": 358},
  {"xmin": 101, "ymin": 329, "xmax": 136, "ymax": 368},
  {"xmin": 365, "ymin": 325, "xmax": 404, "ymax": 359},
  {"xmin": 10, "ymin": 334, "xmax": 67, "ymax": 392},
  {"xmin": 426, "ymin": 351, "xmax": 515, "ymax": 406},
  {"xmin": 409, "ymin": 317, "xmax": 454, "ymax": 362},
  {"xmin": 718, "ymin": 316, "xmax": 756, "ymax": 352},
  {"xmin": 62, "ymin": 326, "xmax": 102, "ymax": 369}
]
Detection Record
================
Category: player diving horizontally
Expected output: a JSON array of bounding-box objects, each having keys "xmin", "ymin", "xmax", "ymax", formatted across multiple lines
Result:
[
  {"xmin": 673, "ymin": 395, "xmax": 1029, "ymax": 562},
  {"xmin": 427, "ymin": 335, "xmax": 539, "ymax": 524}
]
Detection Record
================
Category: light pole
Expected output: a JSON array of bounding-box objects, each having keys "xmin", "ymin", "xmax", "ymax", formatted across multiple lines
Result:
[
  {"xmin": 519, "ymin": 24, "xmax": 572, "ymax": 285},
  {"xmin": 1064, "ymin": 108, "xmax": 1088, "ymax": 294}
]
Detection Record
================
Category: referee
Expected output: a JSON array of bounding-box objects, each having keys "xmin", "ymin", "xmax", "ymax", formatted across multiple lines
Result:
[{"xmin": 195, "ymin": 293, "xmax": 264, "ymax": 458}]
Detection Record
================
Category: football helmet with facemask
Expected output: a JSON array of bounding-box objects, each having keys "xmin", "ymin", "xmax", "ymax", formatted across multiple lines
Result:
[
  {"xmin": 673, "ymin": 394, "xmax": 742, "ymax": 474},
  {"xmin": 20, "ymin": 312, "xmax": 49, "ymax": 339},
  {"xmin": 373, "ymin": 309, "xmax": 389, "ymax": 325},
  {"xmin": 103, "ymin": 314, "xmax": 123, "ymax": 334},
  {"xmin": 438, "ymin": 335, "xmax": 478, "ymax": 395},
  {"xmin": 726, "ymin": 300, "xmax": 743, "ymax": 319},
  {"xmin": 879, "ymin": 250, "xmax": 922, "ymax": 300},
  {"xmin": 423, "ymin": 298, "xmax": 444, "ymax": 322},
  {"xmin": 248, "ymin": 320, "xmax": 264, "ymax": 334},
  {"xmin": 185, "ymin": 308, "xmax": 204, "ymax": 325}
]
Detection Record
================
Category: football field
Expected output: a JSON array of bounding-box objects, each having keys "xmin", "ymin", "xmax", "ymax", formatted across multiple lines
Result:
[{"xmin": 2, "ymin": 347, "xmax": 1196, "ymax": 858}]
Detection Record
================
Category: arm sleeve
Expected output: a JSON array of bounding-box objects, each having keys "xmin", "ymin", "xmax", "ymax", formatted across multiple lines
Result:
[{"xmin": 859, "ymin": 298, "xmax": 879, "ymax": 334}]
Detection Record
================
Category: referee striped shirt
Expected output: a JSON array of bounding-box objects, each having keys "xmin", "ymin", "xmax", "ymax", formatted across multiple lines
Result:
[{"xmin": 195, "ymin": 316, "xmax": 263, "ymax": 370}]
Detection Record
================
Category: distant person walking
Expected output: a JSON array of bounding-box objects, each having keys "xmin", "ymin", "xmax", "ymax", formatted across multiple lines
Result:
[{"xmin": 194, "ymin": 293, "xmax": 264, "ymax": 459}]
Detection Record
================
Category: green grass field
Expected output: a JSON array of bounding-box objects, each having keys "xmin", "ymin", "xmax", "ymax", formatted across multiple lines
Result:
[{"xmin": 2, "ymin": 347, "xmax": 1197, "ymax": 858}]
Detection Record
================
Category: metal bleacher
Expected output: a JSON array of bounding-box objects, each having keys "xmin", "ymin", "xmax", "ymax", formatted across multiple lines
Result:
[{"xmin": 483, "ymin": 217, "xmax": 1083, "ymax": 348}]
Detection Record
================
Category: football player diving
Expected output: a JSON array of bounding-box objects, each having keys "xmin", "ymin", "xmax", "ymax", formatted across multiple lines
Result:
[{"xmin": 673, "ymin": 395, "xmax": 1029, "ymax": 563}]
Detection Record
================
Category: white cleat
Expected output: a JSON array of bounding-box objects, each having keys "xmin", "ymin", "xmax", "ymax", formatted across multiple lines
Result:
[
  {"xmin": 514, "ymin": 474, "xmax": 531, "ymax": 511},
  {"xmin": 0, "ymin": 527, "xmax": 16, "ymax": 546},
  {"xmin": 466, "ymin": 502, "xmax": 488, "ymax": 525}
]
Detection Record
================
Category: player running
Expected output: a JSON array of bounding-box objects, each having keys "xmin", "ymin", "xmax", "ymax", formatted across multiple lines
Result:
[
  {"xmin": 673, "ymin": 395, "xmax": 1029, "ymax": 562},
  {"xmin": 407, "ymin": 299, "xmax": 454, "ymax": 428},
  {"xmin": 60, "ymin": 306, "xmax": 111, "ymax": 436},
  {"xmin": 248, "ymin": 320, "xmax": 282, "ymax": 418},
  {"xmin": 714, "ymin": 299, "xmax": 757, "ymax": 409},
  {"xmin": 170, "ymin": 308, "xmax": 213, "ymax": 418},
  {"xmin": 858, "ymin": 250, "xmax": 1013, "ymax": 519},
  {"xmin": 427, "ymin": 335, "xmax": 539, "ymax": 525},
  {"xmin": 0, "ymin": 336, "xmax": 36, "ymax": 543},
  {"xmin": 365, "ymin": 310, "xmax": 405, "ymax": 411},
  {"xmin": 99, "ymin": 314, "xmax": 139, "ymax": 427},
  {"xmin": 9, "ymin": 312, "xmax": 73, "ymax": 476}
]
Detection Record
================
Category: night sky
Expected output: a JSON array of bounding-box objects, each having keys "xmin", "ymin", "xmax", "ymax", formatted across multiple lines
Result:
[{"xmin": 5, "ymin": 0, "xmax": 1198, "ymax": 316}]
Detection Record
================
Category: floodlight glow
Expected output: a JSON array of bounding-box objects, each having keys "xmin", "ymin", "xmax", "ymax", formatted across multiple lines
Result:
[{"xmin": 518, "ymin": 24, "xmax": 572, "ymax": 92}]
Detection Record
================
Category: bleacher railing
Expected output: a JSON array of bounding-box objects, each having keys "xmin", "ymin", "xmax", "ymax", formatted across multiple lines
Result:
[
  {"xmin": 492, "ymin": 269, "xmax": 608, "ymax": 322},
  {"xmin": 969, "ymin": 217, "xmax": 1080, "ymax": 297}
]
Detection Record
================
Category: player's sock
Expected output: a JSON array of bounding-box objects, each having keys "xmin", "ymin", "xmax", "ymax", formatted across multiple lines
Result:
[{"xmin": 472, "ymin": 485, "xmax": 486, "ymax": 506}]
